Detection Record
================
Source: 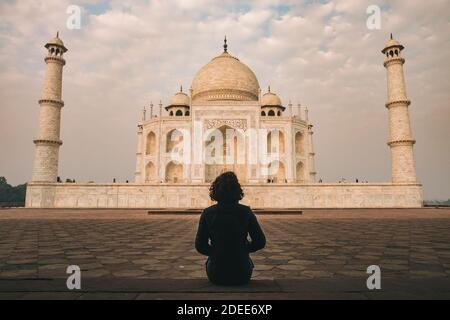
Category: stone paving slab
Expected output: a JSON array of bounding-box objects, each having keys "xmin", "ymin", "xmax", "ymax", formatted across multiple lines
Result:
[{"xmin": 0, "ymin": 208, "xmax": 449, "ymax": 299}]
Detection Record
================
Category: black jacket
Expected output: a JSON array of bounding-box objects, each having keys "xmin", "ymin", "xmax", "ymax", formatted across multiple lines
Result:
[{"xmin": 195, "ymin": 202, "xmax": 266, "ymax": 270}]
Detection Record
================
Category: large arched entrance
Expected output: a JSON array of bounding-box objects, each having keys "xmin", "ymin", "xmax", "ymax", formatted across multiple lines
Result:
[{"xmin": 204, "ymin": 125, "xmax": 246, "ymax": 182}]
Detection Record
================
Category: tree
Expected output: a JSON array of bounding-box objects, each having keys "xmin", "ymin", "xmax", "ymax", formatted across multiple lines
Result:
[{"xmin": 0, "ymin": 176, "xmax": 27, "ymax": 205}]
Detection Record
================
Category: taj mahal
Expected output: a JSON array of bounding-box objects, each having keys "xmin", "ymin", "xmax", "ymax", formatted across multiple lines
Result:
[{"xmin": 25, "ymin": 34, "xmax": 423, "ymax": 209}]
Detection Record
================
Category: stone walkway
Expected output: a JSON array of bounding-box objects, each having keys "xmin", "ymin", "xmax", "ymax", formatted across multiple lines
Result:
[{"xmin": 0, "ymin": 208, "xmax": 449, "ymax": 299}]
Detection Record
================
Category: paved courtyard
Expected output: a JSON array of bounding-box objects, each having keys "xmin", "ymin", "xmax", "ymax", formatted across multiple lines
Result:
[{"xmin": 0, "ymin": 208, "xmax": 450, "ymax": 299}]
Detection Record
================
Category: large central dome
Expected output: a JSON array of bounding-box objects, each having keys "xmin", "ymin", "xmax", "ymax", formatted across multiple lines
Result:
[{"xmin": 191, "ymin": 47, "xmax": 260, "ymax": 102}]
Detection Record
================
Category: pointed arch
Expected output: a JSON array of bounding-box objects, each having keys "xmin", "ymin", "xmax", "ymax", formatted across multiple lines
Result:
[
  {"xmin": 145, "ymin": 161, "xmax": 156, "ymax": 182},
  {"xmin": 205, "ymin": 125, "xmax": 246, "ymax": 182},
  {"xmin": 295, "ymin": 131, "xmax": 305, "ymax": 155},
  {"xmin": 146, "ymin": 131, "xmax": 156, "ymax": 155},
  {"xmin": 165, "ymin": 161, "xmax": 183, "ymax": 183},
  {"xmin": 267, "ymin": 130, "xmax": 285, "ymax": 155},
  {"xmin": 166, "ymin": 129, "xmax": 183, "ymax": 154},
  {"xmin": 267, "ymin": 160, "xmax": 286, "ymax": 183},
  {"xmin": 296, "ymin": 161, "xmax": 305, "ymax": 182}
]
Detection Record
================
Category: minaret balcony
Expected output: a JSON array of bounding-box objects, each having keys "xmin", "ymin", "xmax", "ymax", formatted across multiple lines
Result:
[
  {"xmin": 383, "ymin": 57, "xmax": 405, "ymax": 67},
  {"xmin": 385, "ymin": 99, "xmax": 411, "ymax": 109},
  {"xmin": 387, "ymin": 139, "xmax": 416, "ymax": 147},
  {"xmin": 44, "ymin": 55, "xmax": 66, "ymax": 65},
  {"xmin": 33, "ymin": 139, "xmax": 63, "ymax": 146},
  {"xmin": 38, "ymin": 99, "xmax": 64, "ymax": 107}
]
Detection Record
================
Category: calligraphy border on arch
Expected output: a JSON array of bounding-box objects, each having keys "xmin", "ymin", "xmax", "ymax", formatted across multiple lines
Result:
[{"xmin": 204, "ymin": 119, "xmax": 248, "ymax": 131}]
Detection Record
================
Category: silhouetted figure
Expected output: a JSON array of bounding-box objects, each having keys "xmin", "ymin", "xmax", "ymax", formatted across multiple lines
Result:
[
  {"xmin": 195, "ymin": 171, "xmax": 266, "ymax": 286},
  {"xmin": 113, "ymin": 178, "xmax": 116, "ymax": 183},
  {"xmin": 356, "ymin": 178, "xmax": 359, "ymax": 183},
  {"xmin": 319, "ymin": 178, "xmax": 323, "ymax": 183}
]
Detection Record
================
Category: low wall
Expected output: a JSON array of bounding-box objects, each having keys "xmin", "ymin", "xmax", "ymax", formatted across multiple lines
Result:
[{"xmin": 25, "ymin": 182, "xmax": 423, "ymax": 209}]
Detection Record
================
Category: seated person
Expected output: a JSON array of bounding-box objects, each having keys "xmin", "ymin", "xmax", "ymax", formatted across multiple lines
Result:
[{"xmin": 195, "ymin": 171, "xmax": 266, "ymax": 285}]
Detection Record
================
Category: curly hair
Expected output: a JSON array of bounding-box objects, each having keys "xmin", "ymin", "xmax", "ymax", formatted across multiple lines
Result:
[{"xmin": 209, "ymin": 171, "xmax": 244, "ymax": 203}]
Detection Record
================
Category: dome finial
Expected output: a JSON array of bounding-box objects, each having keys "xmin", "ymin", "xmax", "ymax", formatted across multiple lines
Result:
[
  {"xmin": 223, "ymin": 35, "xmax": 228, "ymax": 53},
  {"xmin": 268, "ymin": 85, "xmax": 271, "ymax": 93},
  {"xmin": 390, "ymin": 33, "xmax": 393, "ymax": 40},
  {"xmin": 57, "ymin": 31, "xmax": 59, "ymax": 38},
  {"xmin": 180, "ymin": 85, "xmax": 183, "ymax": 93}
]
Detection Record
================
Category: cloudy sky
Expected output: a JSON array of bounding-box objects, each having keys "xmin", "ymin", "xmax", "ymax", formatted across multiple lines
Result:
[{"xmin": 0, "ymin": 0, "xmax": 449, "ymax": 200}]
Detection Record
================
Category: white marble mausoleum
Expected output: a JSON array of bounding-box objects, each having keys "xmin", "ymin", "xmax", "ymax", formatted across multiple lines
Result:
[{"xmin": 25, "ymin": 35, "xmax": 423, "ymax": 209}]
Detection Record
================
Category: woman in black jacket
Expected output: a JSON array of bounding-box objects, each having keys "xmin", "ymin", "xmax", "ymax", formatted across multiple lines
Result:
[{"xmin": 195, "ymin": 171, "xmax": 266, "ymax": 285}]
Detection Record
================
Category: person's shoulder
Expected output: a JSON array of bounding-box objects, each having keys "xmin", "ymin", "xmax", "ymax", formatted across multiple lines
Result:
[
  {"xmin": 237, "ymin": 203, "xmax": 250, "ymax": 209},
  {"xmin": 237, "ymin": 203, "xmax": 253, "ymax": 214},
  {"xmin": 202, "ymin": 204, "xmax": 218, "ymax": 216}
]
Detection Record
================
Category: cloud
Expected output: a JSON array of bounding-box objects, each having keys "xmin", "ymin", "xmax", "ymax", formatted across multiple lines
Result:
[{"xmin": 0, "ymin": 0, "xmax": 449, "ymax": 199}]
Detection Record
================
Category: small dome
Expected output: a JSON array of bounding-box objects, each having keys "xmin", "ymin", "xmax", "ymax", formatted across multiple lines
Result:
[
  {"xmin": 191, "ymin": 51, "xmax": 260, "ymax": 102},
  {"xmin": 382, "ymin": 35, "xmax": 404, "ymax": 53},
  {"xmin": 168, "ymin": 89, "xmax": 190, "ymax": 107},
  {"xmin": 384, "ymin": 38, "xmax": 401, "ymax": 48},
  {"xmin": 45, "ymin": 33, "xmax": 68, "ymax": 52},
  {"xmin": 49, "ymin": 37, "xmax": 64, "ymax": 46},
  {"xmin": 261, "ymin": 89, "xmax": 282, "ymax": 107}
]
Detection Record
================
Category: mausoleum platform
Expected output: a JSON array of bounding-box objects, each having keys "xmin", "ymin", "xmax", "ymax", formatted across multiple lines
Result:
[{"xmin": 25, "ymin": 182, "xmax": 423, "ymax": 209}]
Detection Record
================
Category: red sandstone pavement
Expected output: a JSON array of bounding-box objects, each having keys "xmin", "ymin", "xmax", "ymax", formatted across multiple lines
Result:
[{"xmin": 0, "ymin": 208, "xmax": 449, "ymax": 299}]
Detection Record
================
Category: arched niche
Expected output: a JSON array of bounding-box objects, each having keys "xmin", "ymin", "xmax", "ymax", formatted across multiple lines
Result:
[
  {"xmin": 295, "ymin": 131, "xmax": 305, "ymax": 156},
  {"xmin": 145, "ymin": 161, "xmax": 156, "ymax": 182},
  {"xmin": 267, "ymin": 130, "xmax": 285, "ymax": 155},
  {"xmin": 165, "ymin": 161, "xmax": 183, "ymax": 183},
  {"xmin": 146, "ymin": 131, "xmax": 156, "ymax": 155}
]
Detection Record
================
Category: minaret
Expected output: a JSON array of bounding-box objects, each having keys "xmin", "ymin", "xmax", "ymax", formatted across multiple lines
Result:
[
  {"xmin": 31, "ymin": 33, "xmax": 68, "ymax": 182},
  {"xmin": 382, "ymin": 34, "xmax": 417, "ymax": 183},
  {"xmin": 305, "ymin": 107, "xmax": 316, "ymax": 182},
  {"xmin": 134, "ymin": 123, "xmax": 143, "ymax": 182}
]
